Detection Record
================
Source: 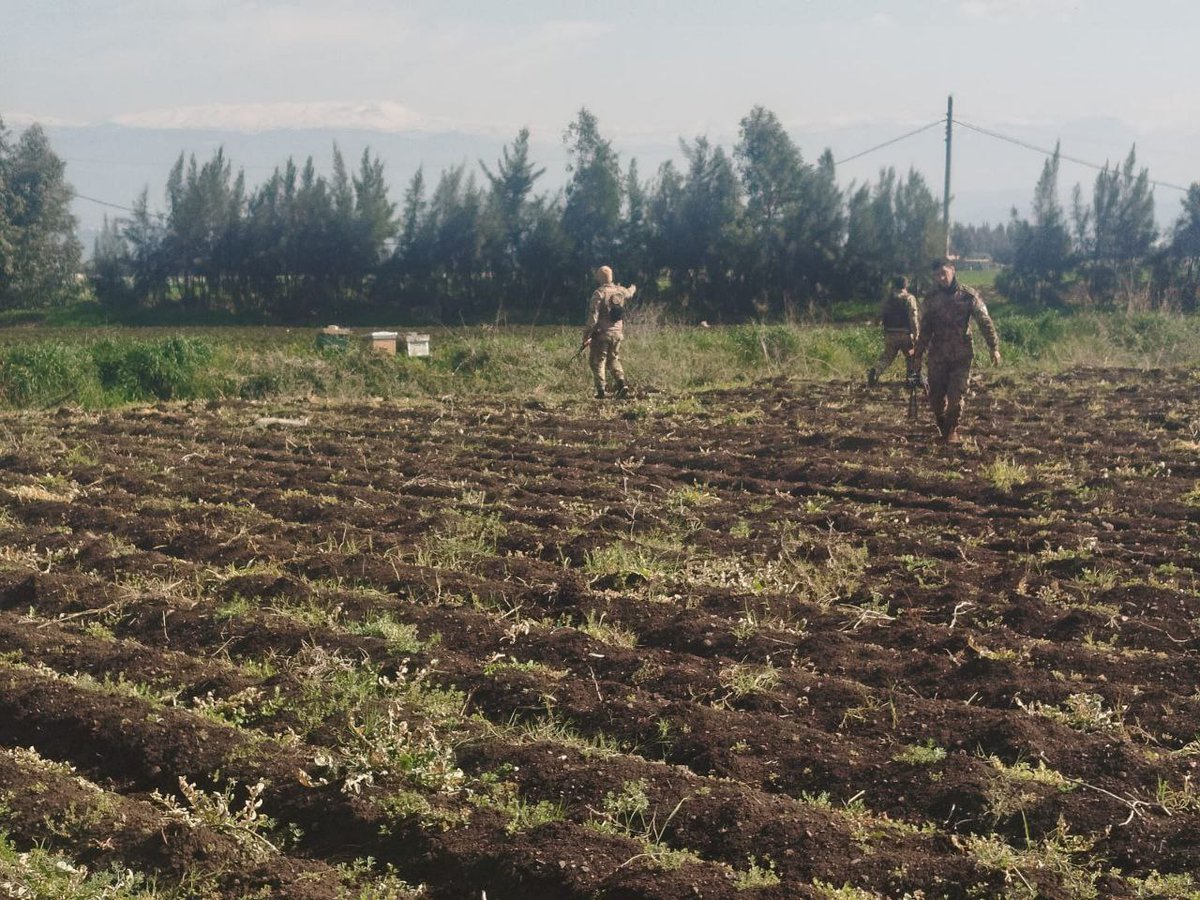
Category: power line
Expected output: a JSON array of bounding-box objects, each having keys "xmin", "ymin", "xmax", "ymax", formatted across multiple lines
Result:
[
  {"xmin": 833, "ymin": 119, "xmax": 944, "ymax": 166},
  {"xmin": 955, "ymin": 118, "xmax": 1191, "ymax": 193},
  {"xmin": 69, "ymin": 190, "xmax": 165, "ymax": 220}
]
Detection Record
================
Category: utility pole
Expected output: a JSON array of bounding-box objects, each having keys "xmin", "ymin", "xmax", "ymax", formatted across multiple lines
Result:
[{"xmin": 943, "ymin": 94, "xmax": 953, "ymax": 259}]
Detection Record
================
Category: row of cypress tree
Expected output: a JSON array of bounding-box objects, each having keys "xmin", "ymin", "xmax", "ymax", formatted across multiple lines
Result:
[{"xmin": 5, "ymin": 109, "xmax": 1199, "ymax": 321}]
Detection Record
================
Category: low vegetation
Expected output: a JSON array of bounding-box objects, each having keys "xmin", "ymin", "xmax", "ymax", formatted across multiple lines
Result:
[{"xmin": 2, "ymin": 310, "xmax": 1200, "ymax": 409}]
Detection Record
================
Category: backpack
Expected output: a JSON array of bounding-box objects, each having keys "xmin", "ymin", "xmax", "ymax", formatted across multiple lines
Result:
[{"xmin": 606, "ymin": 286, "xmax": 626, "ymax": 323}]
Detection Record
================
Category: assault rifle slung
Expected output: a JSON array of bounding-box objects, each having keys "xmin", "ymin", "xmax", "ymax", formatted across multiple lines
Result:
[{"xmin": 905, "ymin": 369, "xmax": 927, "ymax": 420}]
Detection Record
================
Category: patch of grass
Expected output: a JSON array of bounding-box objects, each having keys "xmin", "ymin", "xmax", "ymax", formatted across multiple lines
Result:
[
  {"xmin": 588, "ymin": 779, "xmax": 699, "ymax": 871},
  {"xmin": 898, "ymin": 554, "xmax": 945, "ymax": 589},
  {"xmin": 982, "ymin": 456, "xmax": 1031, "ymax": 491},
  {"xmin": 0, "ymin": 830, "xmax": 167, "ymax": 898},
  {"xmin": 413, "ymin": 508, "xmax": 506, "ymax": 573},
  {"xmin": 984, "ymin": 756, "xmax": 1077, "ymax": 822},
  {"xmin": 734, "ymin": 856, "xmax": 781, "ymax": 890},
  {"xmin": 345, "ymin": 614, "xmax": 430, "ymax": 653},
  {"xmin": 577, "ymin": 610, "xmax": 638, "ymax": 649},
  {"xmin": 503, "ymin": 704, "xmax": 625, "ymax": 758},
  {"xmin": 717, "ymin": 661, "xmax": 781, "ymax": 704},
  {"xmin": 1016, "ymin": 691, "xmax": 1127, "ymax": 733},
  {"xmin": 584, "ymin": 540, "xmax": 679, "ymax": 589},
  {"xmin": 954, "ymin": 820, "xmax": 1099, "ymax": 900},
  {"xmin": 1127, "ymin": 870, "xmax": 1200, "ymax": 898},
  {"xmin": 892, "ymin": 740, "xmax": 947, "ymax": 766}
]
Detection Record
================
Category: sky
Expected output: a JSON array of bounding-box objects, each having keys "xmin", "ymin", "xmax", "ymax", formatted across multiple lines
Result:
[{"xmin": 3, "ymin": 0, "xmax": 1198, "ymax": 235}]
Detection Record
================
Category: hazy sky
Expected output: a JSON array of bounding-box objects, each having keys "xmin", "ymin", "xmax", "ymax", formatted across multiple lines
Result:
[
  {"xmin": 7, "ymin": 0, "xmax": 1200, "ymax": 137},
  {"xmin": 5, "ymin": 0, "xmax": 1198, "ymax": 236}
]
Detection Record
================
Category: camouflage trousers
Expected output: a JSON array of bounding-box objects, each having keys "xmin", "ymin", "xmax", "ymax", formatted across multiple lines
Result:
[
  {"xmin": 589, "ymin": 330, "xmax": 624, "ymax": 391},
  {"xmin": 926, "ymin": 356, "xmax": 972, "ymax": 429},
  {"xmin": 875, "ymin": 331, "xmax": 917, "ymax": 377}
]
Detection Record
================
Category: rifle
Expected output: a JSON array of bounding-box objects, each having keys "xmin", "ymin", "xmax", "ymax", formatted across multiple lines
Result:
[
  {"xmin": 566, "ymin": 330, "xmax": 594, "ymax": 367},
  {"xmin": 905, "ymin": 368, "xmax": 927, "ymax": 420}
]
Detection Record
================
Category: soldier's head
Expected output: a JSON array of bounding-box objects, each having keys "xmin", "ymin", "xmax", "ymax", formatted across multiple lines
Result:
[
  {"xmin": 595, "ymin": 265, "xmax": 613, "ymax": 285},
  {"xmin": 931, "ymin": 258, "xmax": 956, "ymax": 290},
  {"xmin": 893, "ymin": 276, "xmax": 909, "ymax": 290}
]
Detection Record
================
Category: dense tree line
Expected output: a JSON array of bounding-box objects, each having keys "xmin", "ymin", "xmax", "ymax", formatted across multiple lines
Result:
[
  {"xmin": 1000, "ymin": 143, "xmax": 1199, "ymax": 311},
  {"xmin": 6, "ymin": 108, "xmax": 1200, "ymax": 321},
  {"xmin": 85, "ymin": 107, "xmax": 946, "ymax": 323}
]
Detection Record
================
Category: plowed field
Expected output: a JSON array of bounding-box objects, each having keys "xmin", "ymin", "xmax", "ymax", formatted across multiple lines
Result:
[{"xmin": 1, "ymin": 368, "xmax": 1199, "ymax": 899}]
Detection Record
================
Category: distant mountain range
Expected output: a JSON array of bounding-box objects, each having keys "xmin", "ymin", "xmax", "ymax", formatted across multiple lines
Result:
[{"xmin": 30, "ymin": 117, "xmax": 1196, "ymax": 255}]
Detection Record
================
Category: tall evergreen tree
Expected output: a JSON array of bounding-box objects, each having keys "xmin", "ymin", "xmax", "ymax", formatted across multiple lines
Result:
[
  {"xmin": 351, "ymin": 148, "xmax": 397, "ymax": 273},
  {"xmin": 480, "ymin": 127, "xmax": 545, "ymax": 316},
  {"xmin": 783, "ymin": 148, "xmax": 844, "ymax": 311},
  {"xmin": 734, "ymin": 106, "xmax": 805, "ymax": 315},
  {"xmin": 0, "ymin": 123, "xmax": 83, "ymax": 309},
  {"xmin": 562, "ymin": 108, "xmax": 622, "ymax": 273},
  {"xmin": 619, "ymin": 158, "xmax": 653, "ymax": 296},
  {"xmin": 0, "ymin": 117, "xmax": 13, "ymax": 292},
  {"xmin": 659, "ymin": 136, "xmax": 741, "ymax": 318},
  {"xmin": 1077, "ymin": 146, "xmax": 1156, "ymax": 307},
  {"xmin": 998, "ymin": 144, "xmax": 1073, "ymax": 308},
  {"xmin": 1156, "ymin": 183, "xmax": 1200, "ymax": 311}
]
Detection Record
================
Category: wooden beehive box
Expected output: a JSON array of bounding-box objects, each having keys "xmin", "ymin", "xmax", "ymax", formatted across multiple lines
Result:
[{"xmin": 364, "ymin": 331, "xmax": 398, "ymax": 354}]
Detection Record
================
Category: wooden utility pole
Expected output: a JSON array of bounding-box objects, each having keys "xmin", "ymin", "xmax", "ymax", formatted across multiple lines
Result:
[{"xmin": 943, "ymin": 94, "xmax": 953, "ymax": 258}]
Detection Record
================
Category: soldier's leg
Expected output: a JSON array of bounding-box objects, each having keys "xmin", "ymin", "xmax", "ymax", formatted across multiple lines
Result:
[
  {"xmin": 926, "ymin": 362, "xmax": 950, "ymax": 435},
  {"xmin": 942, "ymin": 361, "xmax": 973, "ymax": 441},
  {"xmin": 588, "ymin": 340, "xmax": 607, "ymax": 398},
  {"xmin": 872, "ymin": 336, "xmax": 899, "ymax": 383},
  {"xmin": 902, "ymin": 337, "xmax": 919, "ymax": 378},
  {"xmin": 608, "ymin": 336, "xmax": 626, "ymax": 396}
]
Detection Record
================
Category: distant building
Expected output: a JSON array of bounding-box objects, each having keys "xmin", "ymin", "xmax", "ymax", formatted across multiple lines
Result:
[{"xmin": 958, "ymin": 255, "xmax": 998, "ymax": 271}]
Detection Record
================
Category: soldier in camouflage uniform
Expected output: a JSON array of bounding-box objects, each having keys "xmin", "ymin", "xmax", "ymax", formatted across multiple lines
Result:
[
  {"xmin": 583, "ymin": 265, "xmax": 636, "ymax": 399},
  {"xmin": 868, "ymin": 275, "xmax": 920, "ymax": 386},
  {"xmin": 913, "ymin": 259, "xmax": 1001, "ymax": 444}
]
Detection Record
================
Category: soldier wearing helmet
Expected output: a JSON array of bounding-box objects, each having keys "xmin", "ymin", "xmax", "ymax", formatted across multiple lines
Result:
[
  {"xmin": 582, "ymin": 265, "xmax": 636, "ymax": 399},
  {"xmin": 868, "ymin": 275, "xmax": 920, "ymax": 387}
]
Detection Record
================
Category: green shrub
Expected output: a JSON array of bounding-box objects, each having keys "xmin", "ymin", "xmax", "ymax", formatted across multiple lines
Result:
[
  {"xmin": 730, "ymin": 324, "xmax": 801, "ymax": 365},
  {"xmin": 90, "ymin": 336, "xmax": 215, "ymax": 401},
  {"xmin": 0, "ymin": 342, "xmax": 98, "ymax": 407},
  {"xmin": 997, "ymin": 312, "xmax": 1067, "ymax": 360}
]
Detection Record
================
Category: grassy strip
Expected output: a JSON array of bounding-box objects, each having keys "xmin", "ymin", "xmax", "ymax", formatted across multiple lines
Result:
[{"xmin": 1, "ymin": 312, "xmax": 1199, "ymax": 409}]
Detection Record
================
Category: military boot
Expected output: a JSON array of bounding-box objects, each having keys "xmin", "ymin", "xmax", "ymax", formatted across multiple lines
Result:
[
  {"xmin": 594, "ymin": 386, "xmax": 606, "ymax": 400},
  {"xmin": 613, "ymin": 379, "xmax": 628, "ymax": 399},
  {"xmin": 867, "ymin": 368, "xmax": 878, "ymax": 387},
  {"xmin": 940, "ymin": 412, "xmax": 961, "ymax": 444}
]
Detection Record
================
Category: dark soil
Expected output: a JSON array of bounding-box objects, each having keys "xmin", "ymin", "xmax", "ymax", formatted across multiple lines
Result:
[{"xmin": 0, "ymin": 368, "xmax": 1198, "ymax": 898}]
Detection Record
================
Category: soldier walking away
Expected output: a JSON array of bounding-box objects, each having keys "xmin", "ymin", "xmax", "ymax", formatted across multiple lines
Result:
[
  {"xmin": 868, "ymin": 275, "xmax": 920, "ymax": 387},
  {"xmin": 582, "ymin": 265, "xmax": 636, "ymax": 399},
  {"xmin": 912, "ymin": 258, "xmax": 1001, "ymax": 444}
]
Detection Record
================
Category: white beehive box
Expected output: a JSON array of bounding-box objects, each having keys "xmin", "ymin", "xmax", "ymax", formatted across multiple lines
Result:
[{"xmin": 404, "ymin": 332, "xmax": 431, "ymax": 358}]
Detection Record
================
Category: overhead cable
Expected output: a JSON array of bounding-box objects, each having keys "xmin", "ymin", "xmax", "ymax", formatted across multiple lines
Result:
[
  {"xmin": 833, "ymin": 119, "xmax": 945, "ymax": 166},
  {"xmin": 68, "ymin": 190, "xmax": 167, "ymax": 221},
  {"xmin": 955, "ymin": 118, "xmax": 1190, "ymax": 193}
]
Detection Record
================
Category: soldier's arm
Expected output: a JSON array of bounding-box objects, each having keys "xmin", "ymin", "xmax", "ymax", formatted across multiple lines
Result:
[
  {"xmin": 913, "ymin": 305, "xmax": 933, "ymax": 358},
  {"xmin": 971, "ymin": 297, "xmax": 1000, "ymax": 354},
  {"xmin": 906, "ymin": 294, "xmax": 920, "ymax": 341}
]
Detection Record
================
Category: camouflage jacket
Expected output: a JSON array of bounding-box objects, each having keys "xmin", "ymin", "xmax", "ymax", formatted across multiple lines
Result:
[
  {"xmin": 881, "ymin": 289, "xmax": 919, "ymax": 336},
  {"xmin": 914, "ymin": 283, "xmax": 999, "ymax": 364},
  {"xmin": 584, "ymin": 284, "xmax": 631, "ymax": 339}
]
